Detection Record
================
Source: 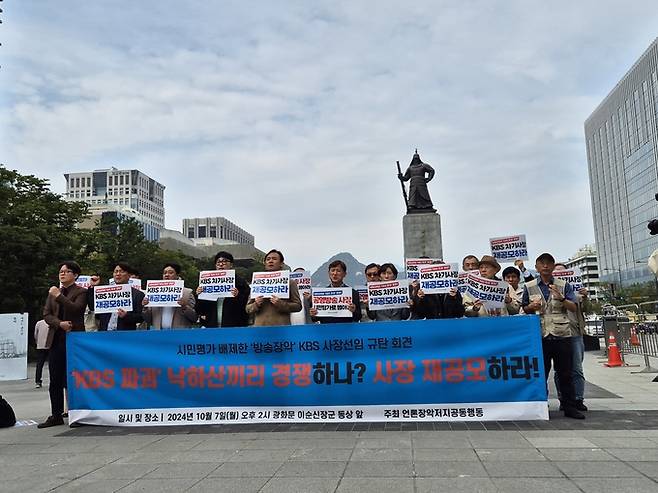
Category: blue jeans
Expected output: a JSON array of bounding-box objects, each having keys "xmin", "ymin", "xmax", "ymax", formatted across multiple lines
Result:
[{"xmin": 554, "ymin": 335, "xmax": 585, "ymax": 401}]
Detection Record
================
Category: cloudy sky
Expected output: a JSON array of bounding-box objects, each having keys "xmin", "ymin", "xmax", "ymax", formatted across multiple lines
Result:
[{"xmin": 2, "ymin": 2, "xmax": 657, "ymax": 272}]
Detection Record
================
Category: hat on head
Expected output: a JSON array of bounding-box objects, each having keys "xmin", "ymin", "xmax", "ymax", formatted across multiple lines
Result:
[{"xmin": 479, "ymin": 255, "xmax": 501, "ymax": 273}]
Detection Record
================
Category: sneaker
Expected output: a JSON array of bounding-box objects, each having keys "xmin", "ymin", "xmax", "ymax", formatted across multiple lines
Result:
[
  {"xmin": 62, "ymin": 412, "xmax": 68, "ymax": 418},
  {"xmin": 563, "ymin": 407, "xmax": 586, "ymax": 420},
  {"xmin": 37, "ymin": 415, "xmax": 65, "ymax": 428},
  {"xmin": 35, "ymin": 382, "xmax": 42, "ymax": 389}
]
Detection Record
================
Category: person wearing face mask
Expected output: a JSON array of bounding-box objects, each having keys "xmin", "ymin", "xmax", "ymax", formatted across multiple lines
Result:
[
  {"xmin": 246, "ymin": 249, "xmax": 301, "ymax": 326},
  {"xmin": 89, "ymin": 262, "xmax": 145, "ymax": 331},
  {"xmin": 522, "ymin": 253, "xmax": 584, "ymax": 420},
  {"xmin": 143, "ymin": 263, "xmax": 197, "ymax": 330},
  {"xmin": 38, "ymin": 261, "xmax": 88, "ymax": 429},
  {"xmin": 463, "ymin": 255, "xmax": 509, "ymax": 317}
]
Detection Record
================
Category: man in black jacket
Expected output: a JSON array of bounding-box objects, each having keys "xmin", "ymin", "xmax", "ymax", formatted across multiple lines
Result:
[
  {"xmin": 196, "ymin": 251, "xmax": 250, "ymax": 327},
  {"xmin": 89, "ymin": 262, "xmax": 145, "ymax": 330},
  {"xmin": 411, "ymin": 260, "xmax": 465, "ymax": 319},
  {"xmin": 310, "ymin": 260, "xmax": 362, "ymax": 324}
]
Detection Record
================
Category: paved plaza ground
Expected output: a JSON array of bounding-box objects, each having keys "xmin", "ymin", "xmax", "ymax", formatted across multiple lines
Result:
[{"xmin": 2, "ymin": 350, "xmax": 658, "ymax": 492}]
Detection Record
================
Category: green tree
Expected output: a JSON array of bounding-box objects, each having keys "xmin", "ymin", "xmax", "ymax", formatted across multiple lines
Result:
[{"xmin": 0, "ymin": 166, "xmax": 88, "ymax": 324}]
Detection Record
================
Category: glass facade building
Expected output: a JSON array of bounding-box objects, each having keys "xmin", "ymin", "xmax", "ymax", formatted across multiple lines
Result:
[{"xmin": 586, "ymin": 38, "xmax": 658, "ymax": 287}]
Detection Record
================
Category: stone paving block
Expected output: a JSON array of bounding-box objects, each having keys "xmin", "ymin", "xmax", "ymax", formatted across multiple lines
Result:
[
  {"xmin": 475, "ymin": 448, "xmax": 547, "ymax": 461},
  {"xmin": 572, "ymin": 477, "xmax": 658, "ymax": 493},
  {"xmin": 628, "ymin": 461, "xmax": 658, "ymax": 479},
  {"xmin": 414, "ymin": 460, "xmax": 488, "ymax": 478},
  {"xmin": 290, "ymin": 447, "xmax": 353, "ymax": 461},
  {"xmin": 114, "ymin": 452, "xmax": 180, "ymax": 464},
  {"xmin": 587, "ymin": 436, "xmax": 658, "ymax": 449},
  {"xmin": 170, "ymin": 449, "xmax": 240, "ymax": 463},
  {"xmin": 136, "ymin": 437, "xmax": 203, "ymax": 452},
  {"xmin": 114, "ymin": 478, "xmax": 199, "ymax": 492},
  {"xmin": 143, "ymin": 462, "xmax": 219, "ymax": 478},
  {"xmin": 356, "ymin": 437, "xmax": 412, "ymax": 449},
  {"xmin": 49, "ymin": 453, "xmax": 122, "ymax": 466},
  {"xmin": 412, "ymin": 436, "xmax": 472, "ymax": 449},
  {"xmin": 491, "ymin": 478, "xmax": 582, "ymax": 493},
  {"xmin": 538, "ymin": 447, "xmax": 615, "ymax": 461},
  {"xmin": 468, "ymin": 434, "xmax": 533, "ymax": 449},
  {"xmin": 83, "ymin": 463, "xmax": 158, "ymax": 480},
  {"xmin": 190, "ymin": 439, "xmax": 251, "ymax": 451},
  {"xmin": 261, "ymin": 477, "xmax": 341, "ymax": 493},
  {"xmin": 553, "ymin": 461, "xmax": 643, "ymax": 478},
  {"xmin": 240, "ymin": 438, "xmax": 314, "ymax": 450},
  {"xmin": 335, "ymin": 477, "xmax": 414, "ymax": 493},
  {"xmin": 343, "ymin": 460, "xmax": 414, "ymax": 477},
  {"xmin": 0, "ymin": 443, "xmax": 58, "ymax": 455},
  {"xmin": 415, "ymin": 477, "xmax": 498, "ymax": 493},
  {"xmin": 483, "ymin": 461, "xmax": 564, "ymax": 478},
  {"xmin": 602, "ymin": 447, "xmax": 658, "ymax": 461},
  {"xmin": 186, "ymin": 477, "xmax": 269, "ymax": 493},
  {"xmin": 274, "ymin": 460, "xmax": 347, "ymax": 477},
  {"xmin": 52, "ymin": 478, "xmax": 134, "ymax": 492},
  {"xmin": 351, "ymin": 447, "xmax": 412, "ymax": 461},
  {"xmin": 208, "ymin": 461, "xmax": 284, "ymax": 477},
  {"xmin": 227, "ymin": 448, "xmax": 296, "ymax": 462},
  {"xmin": 525, "ymin": 436, "xmax": 597, "ymax": 448},
  {"xmin": 1, "ymin": 474, "xmax": 73, "ymax": 493},
  {"xmin": 414, "ymin": 448, "xmax": 479, "ymax": 461}
]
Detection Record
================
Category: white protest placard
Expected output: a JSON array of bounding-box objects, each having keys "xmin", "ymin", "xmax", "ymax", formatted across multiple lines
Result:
[
  {"xmin": 198, "ymin": 270, "xmax": 236, "ymax": 301},
  {"xmin": 419, "ymin": 263, "xmax": 459, "ymax": 294},
  {"xmin": 251, "ymin": 270, "xmax": 290, "ymax": 299},
  {"xmin": 74, "ymin": 275, "xmax": 93, "ymax": 289},
  {"xmin": 458, "ymin": 270, "xmax": 478, "ymax": 294},
  {"xmin": 311, "ymin": 287, "xmax": 353, "ymax": 317},
  {"xmin": 367, "ymin": 280, "xmax": 410, "ymax": 311},
  {"xmin": 552, "ymin": 267, "xmax": 584, "ymax": 291},
  {"xmin": 406, "ymin": 258, "xmax": 441, "ymax": 281},
  {"xmin": 466, "ymin": 273, "xmax": 509, "ymax": 310},
  {"xmin": 355, "ymin": 286, "xmax": 368, "ymax": 306},
  {"xmin": 0, "ymin": 313, "xmax": 28, "ymax": 381},
  {"xmin": 93, "ymin": 284, "xmax": 134, "ymax": 314},
  {"xmin": 145, "ymin": 280, "xmax": 184, "ymax": 307},
  {"xmin": 490, "ymin": 234, "xmax": 529, "ymax": 262},
  {"xmin": 290, "ymin": 270, "xmax": 312, "ymax": 296}
]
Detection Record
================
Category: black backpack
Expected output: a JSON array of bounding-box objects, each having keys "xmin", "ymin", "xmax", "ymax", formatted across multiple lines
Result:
[{"xmin": 0, "ymin": 395, "xmax": 16, "ymax": 428}]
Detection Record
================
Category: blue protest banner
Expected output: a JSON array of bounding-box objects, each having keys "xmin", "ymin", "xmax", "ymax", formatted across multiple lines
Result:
[{"xmin": 67, "ymin": 316, "xmax": 548, "ymax": 426}]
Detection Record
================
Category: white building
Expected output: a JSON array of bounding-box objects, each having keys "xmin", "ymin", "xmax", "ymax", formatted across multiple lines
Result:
[
  {"xmin": 565, "ymin": 244, "xmax": 601, "ymax": 301},
  {"xmin": 183, "ymin": 217, "xmax": 254, "ymax": 246},
  {"xmin": 64, "ymin": 168, "xmax": 165, "ymax": 229}
]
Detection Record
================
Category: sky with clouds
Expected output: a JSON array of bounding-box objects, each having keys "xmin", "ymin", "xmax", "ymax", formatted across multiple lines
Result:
[{"xmin": 2, "ymin": 1, "xmax": 658, "ymax": 272}]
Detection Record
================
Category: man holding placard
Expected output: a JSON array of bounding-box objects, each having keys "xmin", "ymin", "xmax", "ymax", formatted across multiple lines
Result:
[
  {"xmin": 89, "ymin": 262, "xmax": 145, "ymax": 331},
  {"xmin": 366, "ymin": 263, "xmax": 409, "ymax": 321},
  {"xmin": 412, "ymin": 260, "xmax": 464, "ymax": 319},
  {"xmin": 143, "ymin": 263, "xmax": 197, "ymax": 330},
  {"xmin": 246, "ymin": 249, "xmax": 301, "ymax": 326},
  {"xmin": 311, "ymin": 260, "xmax": 362, "ymax": 323},
  {"xmin": 463, "ymin": 256, "xmax": 511, "ymax": 317},
  {"xmin": 196, "ymin": 251, "xmax": 250, "ymax": 328},
  {"xmin": 38, "ymin": 261, "xmax": 87, "ymax": 429}
]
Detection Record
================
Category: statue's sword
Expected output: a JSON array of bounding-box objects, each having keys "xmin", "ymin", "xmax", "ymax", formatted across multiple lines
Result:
[{"xmin": 397, "ymin": 161, "xmax": 409, "ymax": 210}]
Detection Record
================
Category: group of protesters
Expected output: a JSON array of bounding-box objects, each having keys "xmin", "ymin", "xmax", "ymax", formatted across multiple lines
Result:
[{"xmin": 36, "ymin": 248, "xmax": 589, "ymax": 428}]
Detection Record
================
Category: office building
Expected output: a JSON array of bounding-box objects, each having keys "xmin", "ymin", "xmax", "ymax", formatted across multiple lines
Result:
[
  {"xmin": 183, "ymin": 217, "xmax": 254, "ymax": 246},
  {"xmin": 564, "ymin": 245, "xmax": 601, "ymax": 301},
  {"xmin": 585, "ymin": 38, "xmax": 658, "ymax": 287}
]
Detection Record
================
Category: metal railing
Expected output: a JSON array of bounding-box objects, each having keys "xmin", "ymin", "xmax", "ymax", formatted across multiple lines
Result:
[{"xmin": 616, "ymin": 320, "xmax": 658, "ymax": 374}]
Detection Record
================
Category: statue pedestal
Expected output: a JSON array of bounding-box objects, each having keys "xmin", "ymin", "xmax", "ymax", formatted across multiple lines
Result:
[{"xmin": 403, "ymin": 212, "xmax": 443, "ymax": 259}]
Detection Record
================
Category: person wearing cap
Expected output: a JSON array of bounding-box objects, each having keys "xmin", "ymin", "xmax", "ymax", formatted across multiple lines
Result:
[
  {"xmin": 196, "ymin": 251, "xmax": 250, "ymax": 328},
  {"xmin": 246, "ymin": 249, "xmax": 302, "ymax": 326},
  {"xmin": 502, "ymin": 266, "xmax": 523, "ymax": 315},
  {"xmin": 522, "ymin": 253, "xmax": 584, "ymax": 419},
  {"xmin": 143, "ymin": 263, "xmax": 197, "ymax": 330},
  {"xmin": 463, "ymin": 255, "xmax": 509, "ymax": 317}
]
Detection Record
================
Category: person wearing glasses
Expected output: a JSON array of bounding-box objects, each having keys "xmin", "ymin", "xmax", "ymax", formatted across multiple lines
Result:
[
  {"xmin": 360, "ymin": 263, "xmax": 381, "ymax": 322},
  {"xmin": 38, "ymin": 261, "xmax": 88, "ymax": 429},
  {"xmin": 196, "ymin": 251, "xmax": 250, "ymax": 328}
]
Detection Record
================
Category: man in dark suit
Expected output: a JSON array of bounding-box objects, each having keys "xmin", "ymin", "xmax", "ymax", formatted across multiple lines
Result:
[
  {"xmin": 143, "ymin": 262, "xmax": 197, "ymax": 329},
  {"xmin": 38, "ymin": 261, "xmax": 88, "ymax": 429},
  {"xmin": 89, "ymin": 262, "xmax": 145, "ymax": 330}
]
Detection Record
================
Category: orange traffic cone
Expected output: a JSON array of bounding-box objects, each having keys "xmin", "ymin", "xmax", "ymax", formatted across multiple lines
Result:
[
  {"xmin": 630, "ymin": 326, "xmax": 641, "ymax": 347},
  {"xmin": 605, "ymin": 332, "xmax": 624, "ymax": 367}
]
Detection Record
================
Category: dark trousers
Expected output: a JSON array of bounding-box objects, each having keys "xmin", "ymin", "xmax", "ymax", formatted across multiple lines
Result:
[
  {"xmin": 35, "ymin": 349, "xmax": 49, "ymax": 384},
  {"xmin": 48, "ymin": 336, "xmax": 67, "ymax": 417},
  {"xmin": 542, "ymin": 336, "xmax": 577, "ymax": 410}
]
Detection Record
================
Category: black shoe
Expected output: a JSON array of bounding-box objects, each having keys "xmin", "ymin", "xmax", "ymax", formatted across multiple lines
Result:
[
  {"xmin": 62, "ymin": 412, "xmax": 68, "ymax": 418},
  {"xmin": 559, "ymin": 403, "xmax": 564, "ymax": 411},
  {"xmin": 69, "ymin": 421, "xmax": 82, "ymax": 428},
  {"xmin": 563, "ymin": 407, "xmax": 586, "ymax": 419},
  {"xmin": 575, "ymin": 400, "xmax": 588, "ymax": 412},
  {"xmin": 35, "ymin": 382, "xmax": 42, "ymax": 389},
  {"xmin": 37, "ymin": 415, "xmax": 65, "ymax": 428}
]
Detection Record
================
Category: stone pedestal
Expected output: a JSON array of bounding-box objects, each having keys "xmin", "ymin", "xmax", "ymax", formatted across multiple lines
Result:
[{"xmin": 403, "ymin": 212, "xmax": 443, "ymax": 260}]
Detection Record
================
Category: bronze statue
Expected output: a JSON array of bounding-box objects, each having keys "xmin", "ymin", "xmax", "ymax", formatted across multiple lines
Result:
[{"xmin": 397, "ymin": 150, "xmax": 436, "ymax": 213}]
